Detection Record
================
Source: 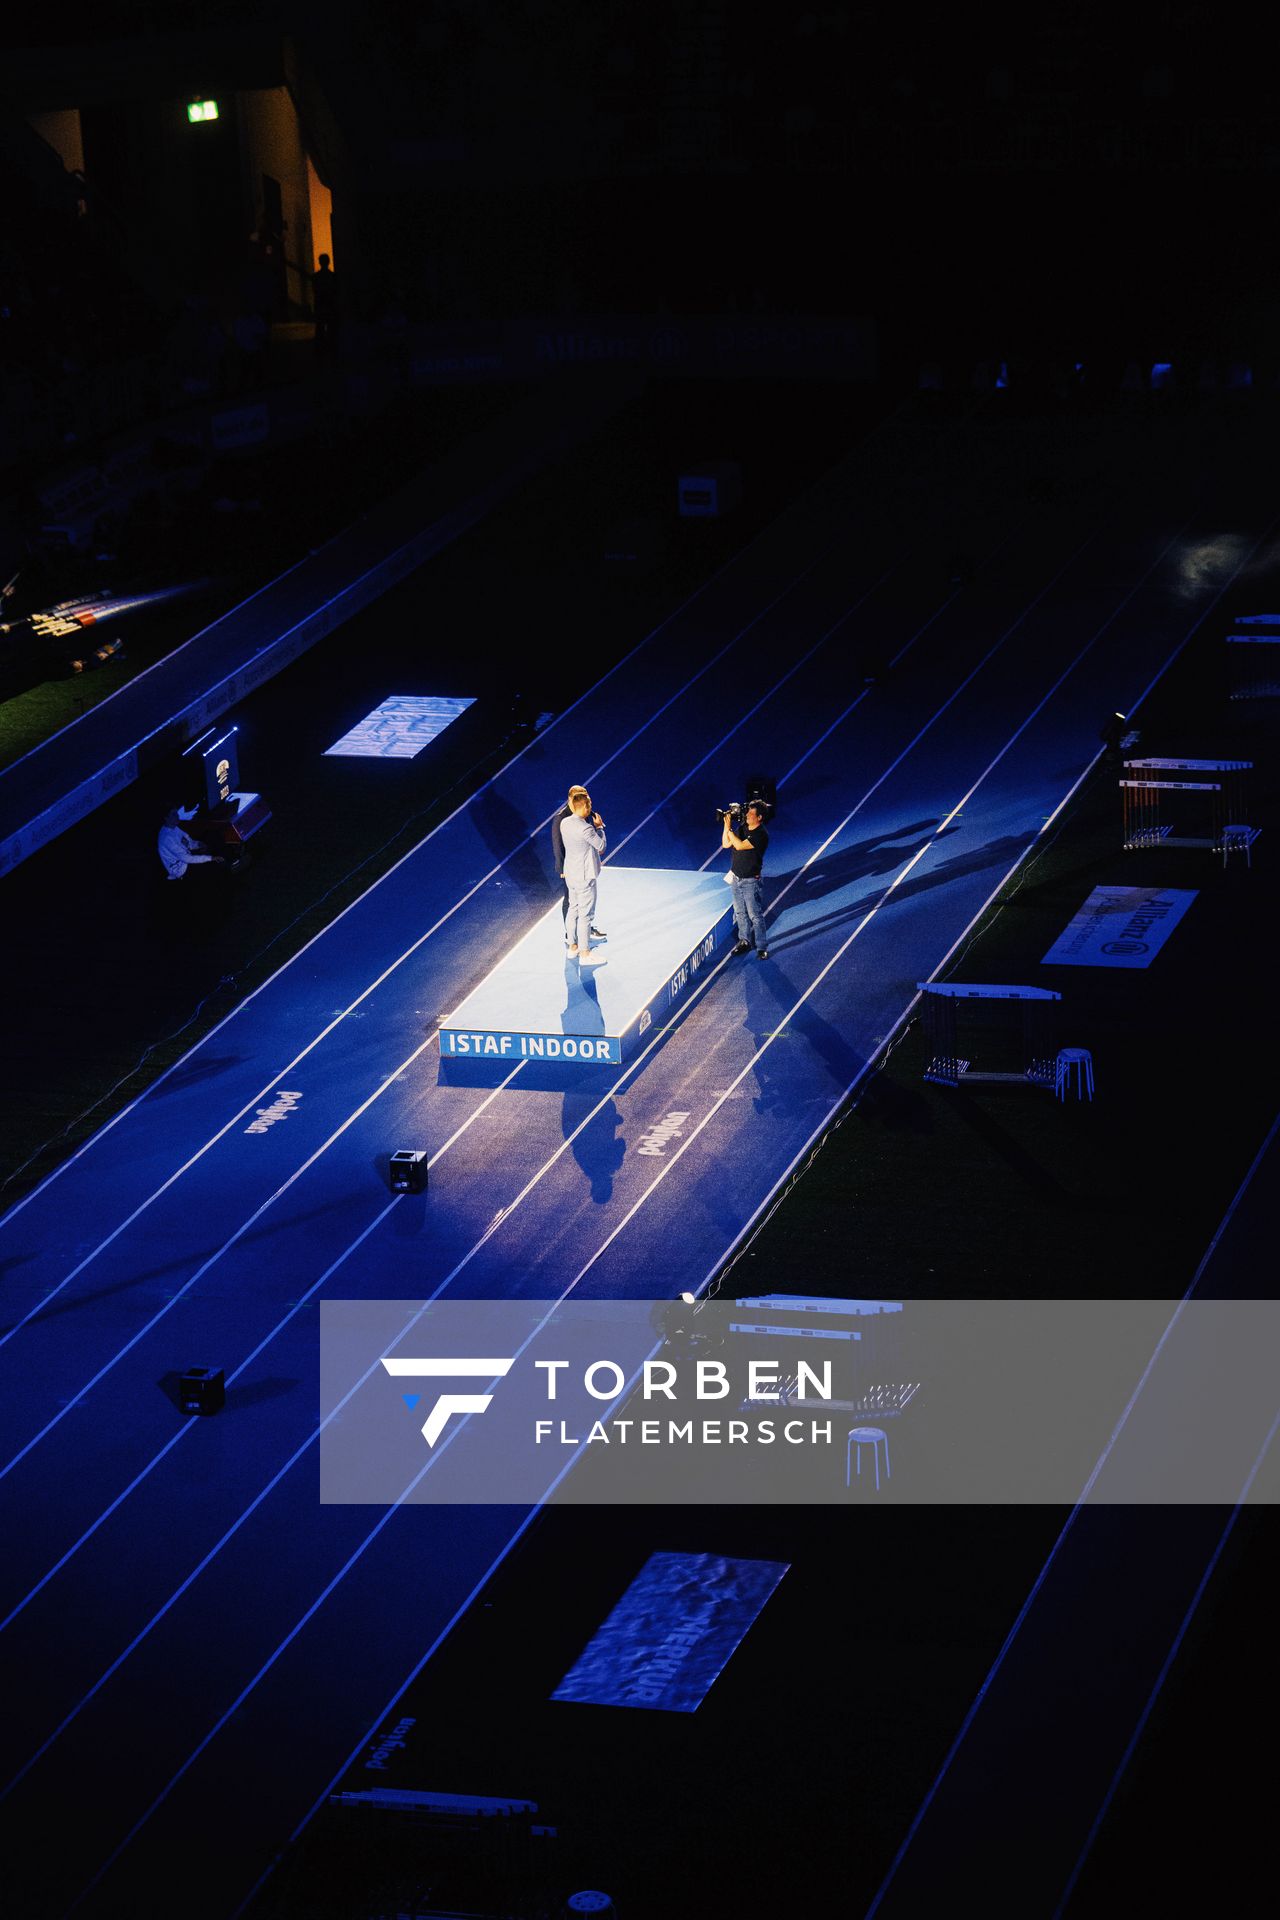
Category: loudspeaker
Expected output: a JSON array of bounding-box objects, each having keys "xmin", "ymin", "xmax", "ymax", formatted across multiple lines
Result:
[
  {"xmin": 180, "ymin": 1366, "xmax": 225, "ymax": 1415},
  {"xmin": 390, "ymin": 1150, "xmax": 428, "ymax": 1194}
]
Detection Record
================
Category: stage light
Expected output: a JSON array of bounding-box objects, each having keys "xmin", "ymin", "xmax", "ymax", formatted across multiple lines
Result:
[
  {"xmin": 390, "ymin": 1150, "xmax": 428, "ymax": 1194},
  {"xmin": 187, "ymin": 100, "xmax": 220, "ymax": 123},
  {"xmin": 179, "ymin": 1367, "xmax": 225, "ymax": 1415}
]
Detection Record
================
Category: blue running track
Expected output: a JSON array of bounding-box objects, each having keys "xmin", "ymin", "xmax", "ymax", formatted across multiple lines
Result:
[{"xmin": 1, "ymin": 403, "xmax": 1277, "ymax": 1916}]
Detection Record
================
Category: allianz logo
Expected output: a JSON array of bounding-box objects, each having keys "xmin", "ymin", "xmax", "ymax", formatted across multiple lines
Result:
[
  {"xmin": 245, "ymin": 1090, "xmax": 303, "ymax": 1135},
  {"xmin": 637, "ymin": 1110, "xmax": 691, "ymax": 1158}
]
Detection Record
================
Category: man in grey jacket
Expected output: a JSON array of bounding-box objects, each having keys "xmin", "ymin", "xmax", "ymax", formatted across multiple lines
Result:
[
  {"xmin": 560, "ymin": 790, "xmax": 607, "ymax": 964},
  {"xmin": 553, "ymin": 784, "xmax": 605, "ymax": 946}
]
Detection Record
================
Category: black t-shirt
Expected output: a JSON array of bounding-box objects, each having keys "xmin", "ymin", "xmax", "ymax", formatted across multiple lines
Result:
[{"xmin": 730, "ymin": 823, "xmax": 768, "ymax": 879}]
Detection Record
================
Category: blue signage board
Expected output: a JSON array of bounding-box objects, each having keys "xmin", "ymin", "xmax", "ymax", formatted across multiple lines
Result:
[{"xmin": 438, "ymin": 1028, "xmax": 621, "ymax": 1065}]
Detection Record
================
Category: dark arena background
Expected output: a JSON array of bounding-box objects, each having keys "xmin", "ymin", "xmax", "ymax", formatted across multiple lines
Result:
[{"xmin": 1, "ymin": 3, "xmax": 1277, "ymax": 1916}]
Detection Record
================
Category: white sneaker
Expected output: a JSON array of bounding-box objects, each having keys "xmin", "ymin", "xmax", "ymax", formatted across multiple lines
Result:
[{"xmin": 579, "ymin": 948, "xmax": 608, "ymax": 964}]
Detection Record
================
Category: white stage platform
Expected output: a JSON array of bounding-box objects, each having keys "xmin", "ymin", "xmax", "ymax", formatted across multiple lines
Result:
[{"xmin": 438, "ymin": 867, "xmax": 734, "ymax": 1067}]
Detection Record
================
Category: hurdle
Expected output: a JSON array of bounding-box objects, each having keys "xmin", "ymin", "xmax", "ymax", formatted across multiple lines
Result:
[
  {"xmin": 1226, "ymin": 619, "xmax": 1280, "ymax": 700},
  {"xmin": 918, "ymin": 982, "xmax": 1062, "ymax": 1088},
  {"xmin": 1120, "ymin": 757, "xmax": 1252, "ymax": 853}
]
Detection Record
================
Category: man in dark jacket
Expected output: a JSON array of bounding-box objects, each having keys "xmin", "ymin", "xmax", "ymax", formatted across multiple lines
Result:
[{"xmin": 552, "ymin": 784, "xmax": 605, "ymax": 945}]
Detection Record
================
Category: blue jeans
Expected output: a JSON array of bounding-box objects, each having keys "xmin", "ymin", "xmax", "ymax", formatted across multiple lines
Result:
[{"xmin": 730, "ymin": 874, "xmax": 766, "ymax": 948}]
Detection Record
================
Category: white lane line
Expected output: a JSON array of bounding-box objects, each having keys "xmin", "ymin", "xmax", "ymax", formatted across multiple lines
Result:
[
  {"xmin": 418, "ymin": 580, "xmax": 1006, "ymax": 1292},
  {"xmin": 852, "ymin": 518, "xmax": 1280, "ymax": 1920},
  {"xmin": 0, "ymin": 526, "xmax": 1016, "ymax": 1771},
  {"xmin": 1057, "ymin": 1419, "xmax": 1280, "ymax": 1917},
  {"xmin": 867, "ymin": 1111, "xmax": 1280, "ymax": 1920},
  {"xmin": 565, "ymin": 510, "xmax": 1221, "ymax": 1290},
  {"xmin": 0, "ymin": 1196, "xmax": 414, "ymax": 1795},
  {"xmin": 4, "ymin": 413, "xmax": 1010, "ymax": 1386},
  {"xmin": 0, "ymin": 551, "xmax": 963, "ymax": 1603},
  {"xmin": 4, "ymin": 390, "xmax": 933, "ymax": 1241},
  {"xmin": 0, "ymin": 1041, "xmax": 448, "ymax": 1485},
  {"xmin": 0, "ymin": 476, "xmax": 1183, "ymax": 1610},
  {"xmin": 0, "ymin": 474, "xmax": 848, "ymax": 1239},
  {"xmin": 46, "ymin": 498, "xmax": 1217, "ymax": 1904},
  {"xmin": 0, "ymin": 1063, "xmax": 527, "ymax": 1635},
  {"xmin": 0, "ymin": 491, "xmax": 883, "ymax": 1332},
  {"xmin": 219, "ymin": 489, "xmax": 1267, "ymax": 1914},
  {"xmin": 0, "ymin": 1193, "xmax": 403, "ymax": 1643},
  {"xmin": 0, "ymin": 554, "xmax": 313, "ymax": 779},
  {"xmin": 438, "ymin": 513, "xmax": 1116, "ymax": 1288},
  {"xmin": 606, "ymin": 551, "xmax": 904, "ymax": 858},
  {"xmin": 63, "ymin": 724, "xmax": 1092, "ymax": 1910},
  {"xmin": 2, "ymin": 386, "xmax": 1004, "ymax": 1301},
  {"xmin": 682, "ymin": 511, "xmax": 1253, "ymax": 1298}
]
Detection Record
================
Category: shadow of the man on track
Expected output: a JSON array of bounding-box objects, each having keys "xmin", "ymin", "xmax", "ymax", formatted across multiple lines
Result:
[
  {"xmin": 740, "ymin": 953, "xmax": 867, "ymax": 1118},
  {"xmin": 468, "ymin": 779, "xmax": 553, "ymax": 903},
  {"xmin": 562, "ymin": 1091, "xmax": 626, "ymax": 1204},
  {"xmin": 767, "ymin": 828, "xmax": 1032, "ymax": 953}
]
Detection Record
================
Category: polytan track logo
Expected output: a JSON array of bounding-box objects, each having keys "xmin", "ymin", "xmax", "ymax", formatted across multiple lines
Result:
[
  {"xmin": 381, "ymin": 1356, "xmax": 514, "ymax": 1446},
  {"xmin": 244, "ymin": 1089, "xmax": 302, "ymax": 1135}
]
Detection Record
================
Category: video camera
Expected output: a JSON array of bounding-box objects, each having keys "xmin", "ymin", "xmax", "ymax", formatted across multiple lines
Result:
[{"xmin": 715, "ymin": 773, "xmax": 776, "ymax": 827}]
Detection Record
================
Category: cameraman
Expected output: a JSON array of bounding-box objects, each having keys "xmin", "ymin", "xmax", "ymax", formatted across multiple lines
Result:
[{"xmin": 722, "ymin": 802, "xmax": 769, "ymax": 959}]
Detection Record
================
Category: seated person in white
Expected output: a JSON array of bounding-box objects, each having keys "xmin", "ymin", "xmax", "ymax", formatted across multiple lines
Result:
[{"xmin": 157, "ymin": 809, "xmax": 224, "ymax": 880}]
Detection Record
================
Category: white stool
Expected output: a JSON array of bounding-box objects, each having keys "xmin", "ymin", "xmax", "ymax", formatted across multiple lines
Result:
[
  {"xmin": 1222, "ymin": 824, "xmax": 1260, "ymax": 869},
  {"xmin": 1055, "ymin": 1047, "xmax": 1094, "ymax": 1101},
  {"xmin": 846, "ymin": 1426, "xmax": 890, "ymax": 1491}
]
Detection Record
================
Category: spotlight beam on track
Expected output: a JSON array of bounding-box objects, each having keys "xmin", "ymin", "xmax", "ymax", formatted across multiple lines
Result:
[
  {"xmin": 0, "ymin": 453, "xmax": 1044, "ymax": 1453},
  {"xmin": 235, "ymin": 508, "xmax": 1277, "ymax": 1920},
  {"xmin": 4, "ymin": 441, "xmax": 1247, "ymax": 1913},
  {"xmin": 0, "ymin": 496, "xmax": 1104, "ymax": 1794},
  {"xmin": 0, "ymin": 1045, "xmax": 439, "ymax": 1485},
  {"xmin": 0, "ymin": 1065, "xmax": 530, "ymax": 1636},
  {"xmin": 41, "ymin": 513, "xmax": 1205, "ymax": 1900},
  {"xmin": 0, "ymin": 489, "xmax": 1208, "ymax": 1665},
  {"xmin": 0, "ymin": 476, "xmax": 927, "ymax": 1342},
  {"xmin": 1, "ymin": 391, "xmax": 958, "ymax": 1238},
  {"xmin": 0, "ymin": 553, "xmax": 969, "ymax": 1611},
  {"xmin": 430, "ymin": 510, "xmax": 1129, "ymax": 1291}
]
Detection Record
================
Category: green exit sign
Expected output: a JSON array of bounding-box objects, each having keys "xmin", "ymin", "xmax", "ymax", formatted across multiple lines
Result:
[{"xmin": 187, "ymin": 100, "xmax": 220, "ymax": 123}]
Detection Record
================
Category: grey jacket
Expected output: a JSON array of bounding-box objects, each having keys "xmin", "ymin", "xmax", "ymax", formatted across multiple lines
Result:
[{"xmin": 559, "ymin": 812, "xmax": 606, "ymax": 886}]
